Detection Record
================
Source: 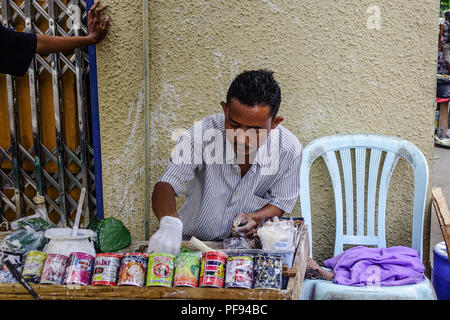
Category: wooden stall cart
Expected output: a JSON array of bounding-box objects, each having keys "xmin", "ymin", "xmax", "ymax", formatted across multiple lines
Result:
[{"xmin": 0, "ymin": 227, "xmax": 309, "ymax": 300}]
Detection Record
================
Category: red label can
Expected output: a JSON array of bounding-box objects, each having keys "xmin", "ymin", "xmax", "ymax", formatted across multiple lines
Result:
[
  {"xmin": 199, "ymin": 251, "xmax": 227, "ymax": 288},
  {"xmin": 92, "ymin": 253, "xmax": 122, "ymax": 286}
]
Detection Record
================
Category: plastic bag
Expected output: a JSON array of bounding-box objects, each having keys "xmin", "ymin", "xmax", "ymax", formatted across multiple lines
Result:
[
  {"xmin": 223, "ymin": 236, "xmax": 260, "ymax": 249},
  {"xmin": 1, "ymin": 196, "xmax": 53, "ymax": 255},
  {"xmin": 256, "ymin": 216, "xmax": 297, "ymax": 250},
  {"xmin": 88, "ymin": 216, "xmax": 131, "ymax": 253},
  {"xmin": 3, "ymin": 226, "xmax": 48, "ymax": 255},
  {"xmin": 16, "ymin": 217, "xmax": 51, "ymax": 231},
  {"xmin": 10, "ymin": 196, "xmax": 56, "ymax": 231}
]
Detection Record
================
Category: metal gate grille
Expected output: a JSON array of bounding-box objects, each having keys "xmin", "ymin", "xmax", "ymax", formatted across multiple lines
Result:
[{"xmin": 0, "ymin": 0, "xmax": 98, "ymax": 228}]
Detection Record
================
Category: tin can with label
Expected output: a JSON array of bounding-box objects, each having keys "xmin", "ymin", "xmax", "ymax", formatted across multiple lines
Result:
[
  {"xmin": 64, "ymin": 252, "xmax": 95, "ymax": 285},
  {"xmin": 92, "ymin": 253, "xmax": 122, "ymax": 286},
  {"xmin": 173, "ymin": 252, "xmax": 202, "ymax": 287},
  {"xmin": 117, "ymin": 252, "xmax": 148, "ymax": 287},
  {"xmin": 40, "ymin": 254, "xmax": 69, "ymax": 285},
  {"xmin": 253, "ymin": 253, "xmax": 282, "ymax": 290},
  {"xmin": 225, "ymin": 255, "xmax": 254, "ymax": 289},
  {"xmin": 146, "ymin": 253, "xmax": 175, "ymax": 287},
  {"xmin": 22, "ymin": 251, "xmax": 47, "ymax": 284},
  {"xmin": 199, "ymin": 251, "xmax": 227, "ymax": 288}
]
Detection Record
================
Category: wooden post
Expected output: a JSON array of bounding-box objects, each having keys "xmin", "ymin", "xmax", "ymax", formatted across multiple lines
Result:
[
  {"xmin": 438, "ymin": 101, "xmax": 449, "ymax": 138},
  {"xmin": 431, "ymin": 187, "xmax": 450, "ymax": 260}
]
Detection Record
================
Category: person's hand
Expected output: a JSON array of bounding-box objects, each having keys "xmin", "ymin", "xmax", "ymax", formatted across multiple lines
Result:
[
  {"xmin": 232, "ymin": 212, "xmax": 258, "ymax": 237},
  {"xmin": 87, "ymin": 0, "xmax": 110, "ymax": 44},
  {"xmin": 147, "ymin": 216, "xmax": 183, "ymax": 255}
]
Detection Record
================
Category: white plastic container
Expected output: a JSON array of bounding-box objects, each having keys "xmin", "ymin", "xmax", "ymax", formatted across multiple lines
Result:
[{"xmin": 43, "ymin": 228, "xmax": 96, "ymax": 257}]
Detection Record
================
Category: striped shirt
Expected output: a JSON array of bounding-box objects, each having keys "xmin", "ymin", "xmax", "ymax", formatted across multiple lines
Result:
[{"xmin": 158, "ymin": 113, "xmax": 302, "ymax": 241}]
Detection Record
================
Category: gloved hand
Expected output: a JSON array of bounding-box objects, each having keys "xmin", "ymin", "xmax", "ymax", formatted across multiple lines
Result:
[
  {"xmin": 147, "ymin": 216, "xmax": 183, "ymax": 255},
  {"xmin": 232, "ymin": 212, "xmax": 258, "ymax": 237}
]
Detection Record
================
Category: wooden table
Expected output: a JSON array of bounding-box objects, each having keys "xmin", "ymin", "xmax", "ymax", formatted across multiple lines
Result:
[{"xmin": 0, "ymin": 228, "xmax": 309, "ymax": 300}]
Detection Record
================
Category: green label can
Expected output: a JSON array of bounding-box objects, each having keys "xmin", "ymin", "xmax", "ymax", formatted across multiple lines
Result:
[
  {"xmin": 22, "ymin": 251, "xmax": 47, "ymax": 284},
  {"xmin": 146, "ymin": 253, "xmax": 175, "ymax": 287},
  {"xmin": 173, "ymin": 252, "xmax": 202, "ymax": 287}
]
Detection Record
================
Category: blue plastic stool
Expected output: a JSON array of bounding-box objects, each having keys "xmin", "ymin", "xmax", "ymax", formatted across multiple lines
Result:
[{"xmin": 432, "ymin": 241, "xmax": 450, "ymax": 300}]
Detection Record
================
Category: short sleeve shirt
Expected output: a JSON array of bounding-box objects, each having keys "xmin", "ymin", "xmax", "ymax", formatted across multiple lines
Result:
[
  {"xmin": 158, "ymin": 113, "xmax": 303, "ymax": 241},
  {"xmin": 0, "ymin": 25, "xmax": 37, "ymax": 76}
]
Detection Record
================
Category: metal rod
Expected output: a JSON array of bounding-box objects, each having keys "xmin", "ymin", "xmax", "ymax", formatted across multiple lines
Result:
[
  {"xmin": 6, "ymin": 78, "xmax": 23, "ymax": 220},
  {"xmin": 0, "ymin": 2, "xmax": 9, "ymax": 220},
  {"xmin": 25, "ymin": 0, "xmax": 44, "ymax": 197},
  {"xmin": 4, "ymin": 41, "xmax": 25, "ymax": 220},
  {"xmin": 2, "ymin": 0, "xmax": 24, "ymax": 220},
  {"xmin": 48, "ymin": 0, "xmax": 68, "ymax": 227},
  {"xmin": 72, "ymin": 0, "xmax": 91, "ymax": 224}
]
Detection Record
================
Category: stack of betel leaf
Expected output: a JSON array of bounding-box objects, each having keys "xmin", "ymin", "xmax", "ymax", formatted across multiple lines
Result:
[{"xmin": 88, "ymin": 216, "xmax": 131, "ymax": 253}]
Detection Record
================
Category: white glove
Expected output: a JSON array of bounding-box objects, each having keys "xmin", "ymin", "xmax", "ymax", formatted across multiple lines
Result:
[
  {"xmin": 147, "ymin": 216, "xmax": 183, "ymax": 255},
  {"xmin": 232, "ymin": 212, "xmax": 247, "ymax": 237},
  {"xmin": 232, "ymin": 212, "xmax": 258, "ymax": 237}
]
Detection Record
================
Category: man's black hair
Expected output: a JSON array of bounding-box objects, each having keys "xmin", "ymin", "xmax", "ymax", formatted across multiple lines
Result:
[
  {"xmin": 226, "ymin": 69, "xmax": 281, "ymax": 118},
  {"xmin": 446, "ymin": 11, "xmax": 450, "ymax": 20}
]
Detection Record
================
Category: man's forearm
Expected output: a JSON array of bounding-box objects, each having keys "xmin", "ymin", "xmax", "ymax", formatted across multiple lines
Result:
[
  {"xmin": 248, "ymin": 204, "xmax": 284, "ymax": 226},
  {"xmin": 151, "ymin": 182, "xmax": 180, "ymax": 220},
  {"xmin": 36, "ymin": 34, "xmax": 96, "ymax": 55}
]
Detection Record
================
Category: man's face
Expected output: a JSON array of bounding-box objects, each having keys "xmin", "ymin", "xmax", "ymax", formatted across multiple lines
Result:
[{"xmin": 221, "ymin": 98, "xmax": 283, "ymax": 158}]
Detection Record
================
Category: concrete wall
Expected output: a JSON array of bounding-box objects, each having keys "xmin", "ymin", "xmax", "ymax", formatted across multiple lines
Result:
[
  {"xmin": 96, "ymin": 0, "xmax": 439, "ymax": 267},
  {"xmin": 96, "ymin": 0, "xmax": 146, "ymax": 238}
]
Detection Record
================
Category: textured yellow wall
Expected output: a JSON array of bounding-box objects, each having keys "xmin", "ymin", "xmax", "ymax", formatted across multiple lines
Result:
[
  {"xmin": 97, "ymin": 0, "xmax": 439, "ymax": 266},
  {"xmin": 96, "ymin": 0, "xmax": 146, "ymax": 239}
]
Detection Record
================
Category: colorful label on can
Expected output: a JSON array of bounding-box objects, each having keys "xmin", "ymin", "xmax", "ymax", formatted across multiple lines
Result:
[
  {"xmin": 64, "ymin": 252, "xmax": 95, "ymax": 286},
  {"xmin": 253, "ymin": 254, "xmax": 282, "ymax": 290},
  {"xmin": 118, "ymin": 253, "xmax": 148, "ymax": 287},
  {"xmin": 40, "ymin": 254, "xmax": 69, "ymax": 285},
  {"xmin": 92, "ymin": 253, "xmax": 122, "ymax": 286},
  {"xmin": 22, "ymin": 251, "xmax": 47, "ymax": 284},
  {"xmin": 146, "ymin": 253, "xmax": 175, "ymax": 287},
  {"xmin": 225, "ymin": 255, "xmax": 254, "ymax": 289},
  {"xmin": 199, "ymin": 251, "xmax": 227, "ymax": 288},
  {"xmin": 173, "ymin": 252, "xmax": 201, "ymax": 287}
]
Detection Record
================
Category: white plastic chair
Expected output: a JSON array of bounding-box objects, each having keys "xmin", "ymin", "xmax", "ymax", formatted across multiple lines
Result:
[{"xmin": 299, "ymin": 134, "xmax": 436, "ymax": 300}]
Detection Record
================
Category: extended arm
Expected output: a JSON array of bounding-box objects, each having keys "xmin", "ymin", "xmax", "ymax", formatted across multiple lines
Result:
[
  {"xmin": 36, "ymin": 0, "xmax": 110, "ymax": 55},
  {"xmin": 147, "ymin": 126, "xmax": 201, "ymax": 255},
  {"xmin": 247, "ymin": 204, "xmax": 284, "ymax": 226},
  {"xmin": 147, "ymin": 182, "xmax": 184, "ymax": 255},
  {"xmin": 233, "ymin": 205, "xmax": 283, "ymax": 237},
  {"xmin": 151, "ymin": 182, "xmax": 180, "ymax": 220}
]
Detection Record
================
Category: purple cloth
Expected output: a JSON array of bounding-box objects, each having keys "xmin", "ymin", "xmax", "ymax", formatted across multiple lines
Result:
[{"xmin": 324, "ymin": 246, "xmax": 425, "ymax": 286}]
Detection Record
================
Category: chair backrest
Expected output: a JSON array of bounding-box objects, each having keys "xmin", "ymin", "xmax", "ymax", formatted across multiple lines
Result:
[{"xmin": 299, "ymin": 134, "xmax": 429, "ymax": 260}]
